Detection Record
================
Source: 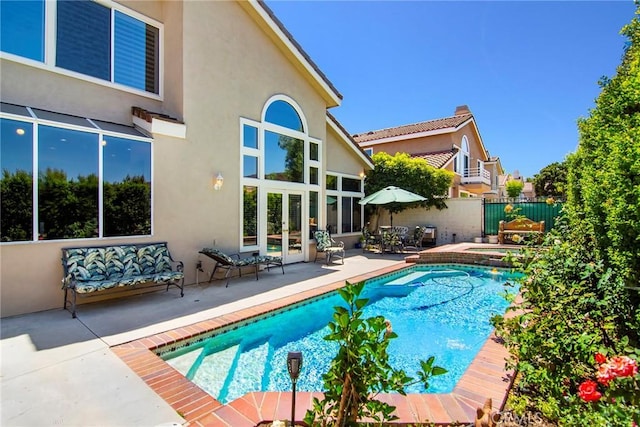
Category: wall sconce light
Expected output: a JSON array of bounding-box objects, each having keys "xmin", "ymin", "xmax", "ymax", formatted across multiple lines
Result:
[
  {"xmin": 213, "ymin": 173, "xmax": 224, "ymax": 190},
  {"xmin": 287, "ymin": 351, "xmax": 303, "ymax": 427}
]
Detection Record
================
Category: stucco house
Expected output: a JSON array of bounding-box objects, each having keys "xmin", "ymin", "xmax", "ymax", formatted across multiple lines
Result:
[
  {"xmin": 354, "ymin": 105, "xmax": 504, "ymax": 198},
  {"xmin": 0, "ymin": 0, "xmax": 373, "ymax": 317}
]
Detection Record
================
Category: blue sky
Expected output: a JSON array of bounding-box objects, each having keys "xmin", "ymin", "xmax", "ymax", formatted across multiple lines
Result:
[{"xmin": 266, "ymin": 0, "xmax": 637, "ymax": 178}]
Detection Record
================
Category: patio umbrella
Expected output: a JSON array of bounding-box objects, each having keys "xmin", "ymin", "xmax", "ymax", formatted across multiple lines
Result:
[{"xmin": 359, "ymin": 186, "xmax": 426, "ymax": 226}]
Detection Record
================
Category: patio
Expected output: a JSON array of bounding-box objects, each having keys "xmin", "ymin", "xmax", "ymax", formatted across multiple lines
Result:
[{"xmin": 1, "ymin": 246, "xmax": 514, "ymax": 426}]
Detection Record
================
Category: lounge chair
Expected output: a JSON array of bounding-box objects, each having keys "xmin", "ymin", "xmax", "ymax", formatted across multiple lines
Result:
[
  {"xmin": 313, "ymin": 230, "xmax": 345, "ymax": 264},
  {"xmin": 199, "ymin": 248, "xmax": 284, "ymax": 287}
]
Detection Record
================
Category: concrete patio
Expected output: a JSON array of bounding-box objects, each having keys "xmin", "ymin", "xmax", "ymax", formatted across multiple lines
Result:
[{"xmin": 1, "ymin": 250, "xmax": 410, "ymax": 427}]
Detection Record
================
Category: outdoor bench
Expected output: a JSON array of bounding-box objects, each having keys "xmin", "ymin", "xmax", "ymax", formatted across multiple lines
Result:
[
  {"xmin": 498, "ymin": 218, "xmax": 545, "ymax": 244},
  {"xmin": 61, "ymin": 242, "xmax": 184, "ymax": 318}
]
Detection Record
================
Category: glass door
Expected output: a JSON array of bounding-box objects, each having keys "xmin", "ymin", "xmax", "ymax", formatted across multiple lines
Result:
[{"xmin": 266, "ymin": 191, "xmax": 305, "ymax": 264}]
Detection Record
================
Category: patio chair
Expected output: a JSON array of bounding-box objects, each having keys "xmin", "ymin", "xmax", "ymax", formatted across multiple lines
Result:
[
  {"xmin": 199, "ymin": 248, "xmax": 284, "ymax": 287},
  {"xmin": 361, "ymin": 226, "xmax": 381, "ymax": 253},
  {"xmin": 403, "ymin": 226, "xmax": 427, "ymax": 251},
  {"xmin": 313, "ymin": 230, "xmax": 345, "ymax": 264}
]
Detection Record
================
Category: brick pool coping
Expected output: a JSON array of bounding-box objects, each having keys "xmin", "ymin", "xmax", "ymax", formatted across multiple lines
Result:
[{"xmin": 112, "ymin": 258, "xmax": 516, "ymax": 426}]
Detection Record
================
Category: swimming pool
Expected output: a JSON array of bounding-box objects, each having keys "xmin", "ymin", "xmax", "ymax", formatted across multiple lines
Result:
[{"xmin": 160, "ymin": 264, "xmax": 518, "ymax": 404}]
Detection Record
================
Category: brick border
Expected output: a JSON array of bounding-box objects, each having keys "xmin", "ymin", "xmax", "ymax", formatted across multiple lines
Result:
[{"xmin": 112, "ymin": 258, "xmax": 515, "ymax": 426}]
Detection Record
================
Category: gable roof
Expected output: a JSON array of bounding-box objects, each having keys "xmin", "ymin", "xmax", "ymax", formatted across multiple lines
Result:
[
  {"xmin": 353, "ymin": 113, "xmax": 472, "ymax": 144},
  {"xmin": 411, "ymin": 149, "xmax": 457, "ymax": 169},
  {"xmin": 239, "ymin": 1, "xmax": 342, "ymax": 107}
]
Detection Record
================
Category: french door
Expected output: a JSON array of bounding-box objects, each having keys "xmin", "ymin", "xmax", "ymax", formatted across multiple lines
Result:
[{"xmin": 265, "ymin": 190, "xmax": 305, "ymax": 264}]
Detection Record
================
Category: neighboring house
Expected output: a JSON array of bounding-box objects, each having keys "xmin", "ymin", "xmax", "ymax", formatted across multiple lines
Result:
[
  {"xmin": 0, "ymin": 0, "xmax": 373, "ymax": 317},
  {"xmin": 354, "ymin": 105, "xmax": 504, "ymax": 198},
  {"xmin": 498, "ymin": 171, "xmax": 536, "ymax": 200}
]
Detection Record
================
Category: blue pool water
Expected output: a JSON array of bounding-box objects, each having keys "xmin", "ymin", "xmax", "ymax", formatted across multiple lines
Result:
[{"xmin": 162, "ymin": 265, "xmax": 518, "ymax": 404}]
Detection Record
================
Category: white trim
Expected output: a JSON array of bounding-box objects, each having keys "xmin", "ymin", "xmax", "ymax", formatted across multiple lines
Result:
[
  {"xmin": 133, "ymin": 115, "xmax": 187, "ymax": 139},
  {"xmin": 241, "ymin": 1, "xmax": 341, "ymax": 107},
  {"xmin": 261, "ymin": 94, "xmax": 309, "ymax": 134},
  {"xmin": 0, "ymin": 0, "xmax": 164, "ymax": 100},
  {"xmin": 326, "ymin": 115, "xmax": 374, "ymax": 169}
]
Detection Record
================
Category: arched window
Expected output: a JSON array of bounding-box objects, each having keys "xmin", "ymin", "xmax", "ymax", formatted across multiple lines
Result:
[
  {"xmin": 265, "ymin": 100, "xmax": 303, "ymax": 132},
  {"xmin": 460, "ymin": 136, "xmax": 470, "ymax": 176}
]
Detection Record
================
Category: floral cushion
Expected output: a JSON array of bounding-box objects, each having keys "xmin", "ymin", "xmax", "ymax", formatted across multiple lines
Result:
[
  {"xmin": 201, "ymin": 248, "xmax": 237, "ymax": 265},
  {"xmin": 63, "ymin": 243, "xmax": 182, "ymax": 292},
  {"xmin": 314, "ymin": 230, "xmax": 333, "ymax": 251}
]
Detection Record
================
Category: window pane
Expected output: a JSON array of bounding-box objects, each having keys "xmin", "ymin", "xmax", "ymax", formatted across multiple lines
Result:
[
  {"xmin": 342, "ymin": 177, "xmax": 361, "ymax": 192},
  {"xmin": 243, "ymin": 124, "xmax": 258, "ymax": 148},
  {"xmin": 265, "ymin": 130, "xmax": 303, "ymax": 183},
  {"xmin": 0, "ymin": 0, "xmax": 44, "ymax": 61},
  {"xmin": 38, "ymin": 126, "xmax": 98, "ymax": 240},
  {"xmin": 103, "ymin": 136, "xmax": 151, "ymax": 237},
  {"xmin": 243, "ymin": 186, "xmax": 258, "ymax": 246},
  {"xmin": 326, "ymin": 195, "xmax": 337, "ymax": 235},
  {"xmin": 309, "ymin": 191, "xmax": 318, "ymax": 238},
  {"xmin": 353, "ymin": 197, "xmax": 362, "ymax": 232},
  {"xmin": 310, "ymin": 167, "xmax": 318, "ymax": 185},
  {"xmin": 1, "ymin": 119, "xmax": 33, "ymax": 241},
  {"xmin": 57, "ymin": 0, "xmax": 111, "ymax": 81},
  {"xmin": 265, "ymin": 100, "xmax": 303, "ymax": 131},
  {"xmin": 114, "ymin": 11, "xmax": 159, "ymax": 94},
  {"xmin": 326, "ymin": 174, "xmax": 337, "ymax": 190},
  {"xmin": 243, "ymin": 155, "xmax": 258, "ymax": 178},
  {"xmin": 310, "ymin": 142, "xmax": 319, "ymax": 161},
  {"xmin": 341, "ymin": 197, "xmax": 351, "ymax": 234}
]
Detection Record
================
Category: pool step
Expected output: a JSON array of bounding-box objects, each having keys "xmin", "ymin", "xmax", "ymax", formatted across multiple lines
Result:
[{"xmin": 386, "ymin": 272, "xmax": 427, "ymax": 286}]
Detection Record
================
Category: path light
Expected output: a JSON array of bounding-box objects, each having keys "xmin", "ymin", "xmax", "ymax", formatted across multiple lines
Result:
[{"xmin": 287, "ymin": 351, "xmax": 303, "ymax": 427}]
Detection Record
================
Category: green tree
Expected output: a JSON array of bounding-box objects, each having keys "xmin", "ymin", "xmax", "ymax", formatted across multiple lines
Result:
[
  {"xmin": 304, "ymin": 281, "xmax": 446, "ymax": 426},
  {"xmin": 493, "ymin": 9, "xmax": 640, "ymax": 425},
  {"xmin": 0, "ymin": 169, "xmax": 33, "ymax": 241},
  {"xmin": 505, "ymin": 179, "xmax": 524, "ymax": 198},
  {"xmin": 533, "ymin": 161, "xmax": 568, "ymax": 199},
  {"xmin": 364, "ymin": 152, "xmax": 453, "ymax": 216}
]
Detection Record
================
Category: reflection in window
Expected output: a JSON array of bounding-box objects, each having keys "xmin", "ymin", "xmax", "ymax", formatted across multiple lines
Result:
[
  {"xmin": 265, "ymin": 100, "xmax": 303, "ymax": 131},
  {"xmin": 243, "ymin": 155, "xmax": 258, "ymax": 178},
  {"xmin": 114, "ymin": 11, "xmax": 159, "ymax": 94},
  {"xmin": 243, "ymin": 186, "xmax": 258, "ymax": 246},
  {"xmin": 340, "ymin": 196, "xmax": 363, "ymax": 234},
  {"xmin": 1, "ymin": 119, "xmax": 34, "ymax": 241},
  {"xmin": 326, "ymin": 195, "xmax": 337, "ymax": 235},
  {"xmin": 38, "ymin": 126, "xmax": 99, "ymax": 240},
  {"xmin": 243, "ymin": 124, "xmax": 258, "ymax": 148},
  {"xmin": 310, "ymin": 167, "xmax": 318, "ymax": 185},
  {"xmin": 1, "ymin": 117, "xmax": 152, "ymax": 242},
  {"xmin": 342, "ymin": 177, "xmax": 361, "ymax": 192},
  {"xmin": 310, "ymin": 142, "xmax": 319, "ymax": 161},
  {"xmin": 0, "ymin": 0, "xmax": 45, "ymax": 61},
  {"xmin": 326, "ymin": 174, "xmax": 337, "ymax": 190},
  {"xmin": 265, "ymin": 131, "xmax": 303, "ymax": 183},
  {"xmin": 309, "ymin": 191, "xmax": 318, "ymax": 238},
  {"xmin": 103, "ymin": 136, "xmax": 151, "ymax": 237}
]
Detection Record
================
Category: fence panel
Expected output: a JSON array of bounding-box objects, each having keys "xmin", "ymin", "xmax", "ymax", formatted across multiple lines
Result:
[{"xmin": 483, "ymin": 199, "xmax": 564, "ymax": 236}]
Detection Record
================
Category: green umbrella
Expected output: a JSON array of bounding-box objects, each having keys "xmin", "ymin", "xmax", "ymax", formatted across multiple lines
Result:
[{"xmin": 359, "ymin": 186, "xmax": 426, "ymax": 226}]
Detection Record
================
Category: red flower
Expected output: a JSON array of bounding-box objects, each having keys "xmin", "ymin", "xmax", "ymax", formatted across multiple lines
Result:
[
  {"xmin": 609, "ymin": 356, "xmax": 638, "ymax": 378},
  {"xmin": 596, "ymin": 364, "xmax": 615, "ymax": 386},
  {"xmin": 595, "ymin": 353, "xmax": 607, "ymax": 365},
  {"xmin": 578, "ymin": 380, "xmax": 602, "ymax": 402}
]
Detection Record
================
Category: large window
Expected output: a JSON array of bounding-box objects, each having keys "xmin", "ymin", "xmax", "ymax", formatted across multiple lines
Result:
[
  {"xmin": 240, "ymin": 95, "xmax": 320, "ymax": 251},
  {"xmin": 1, "ymin": 0, "xmax": 161, "ymax": 96},
  {"xmin": 326, "ymin": 173, "xmax": 364, "ymax": 236},
  {"xmin": 0, "ymin": 105, "xmax": 152, "ymax": 242}
]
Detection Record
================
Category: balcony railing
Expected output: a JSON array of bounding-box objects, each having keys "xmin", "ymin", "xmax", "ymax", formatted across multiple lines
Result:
[{"xmin": 461, "ymin": 168, "xmax": 491, "ymax": 185}]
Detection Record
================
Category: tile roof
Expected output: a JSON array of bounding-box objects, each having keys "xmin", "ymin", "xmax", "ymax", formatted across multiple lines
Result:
[
  {"xmin": 411, "ymin": 149, "xmax": 457, "ymax": 169},
  {"xmin": 353, "ymin": 113, "xmax": 472, "ymax": 143}
]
